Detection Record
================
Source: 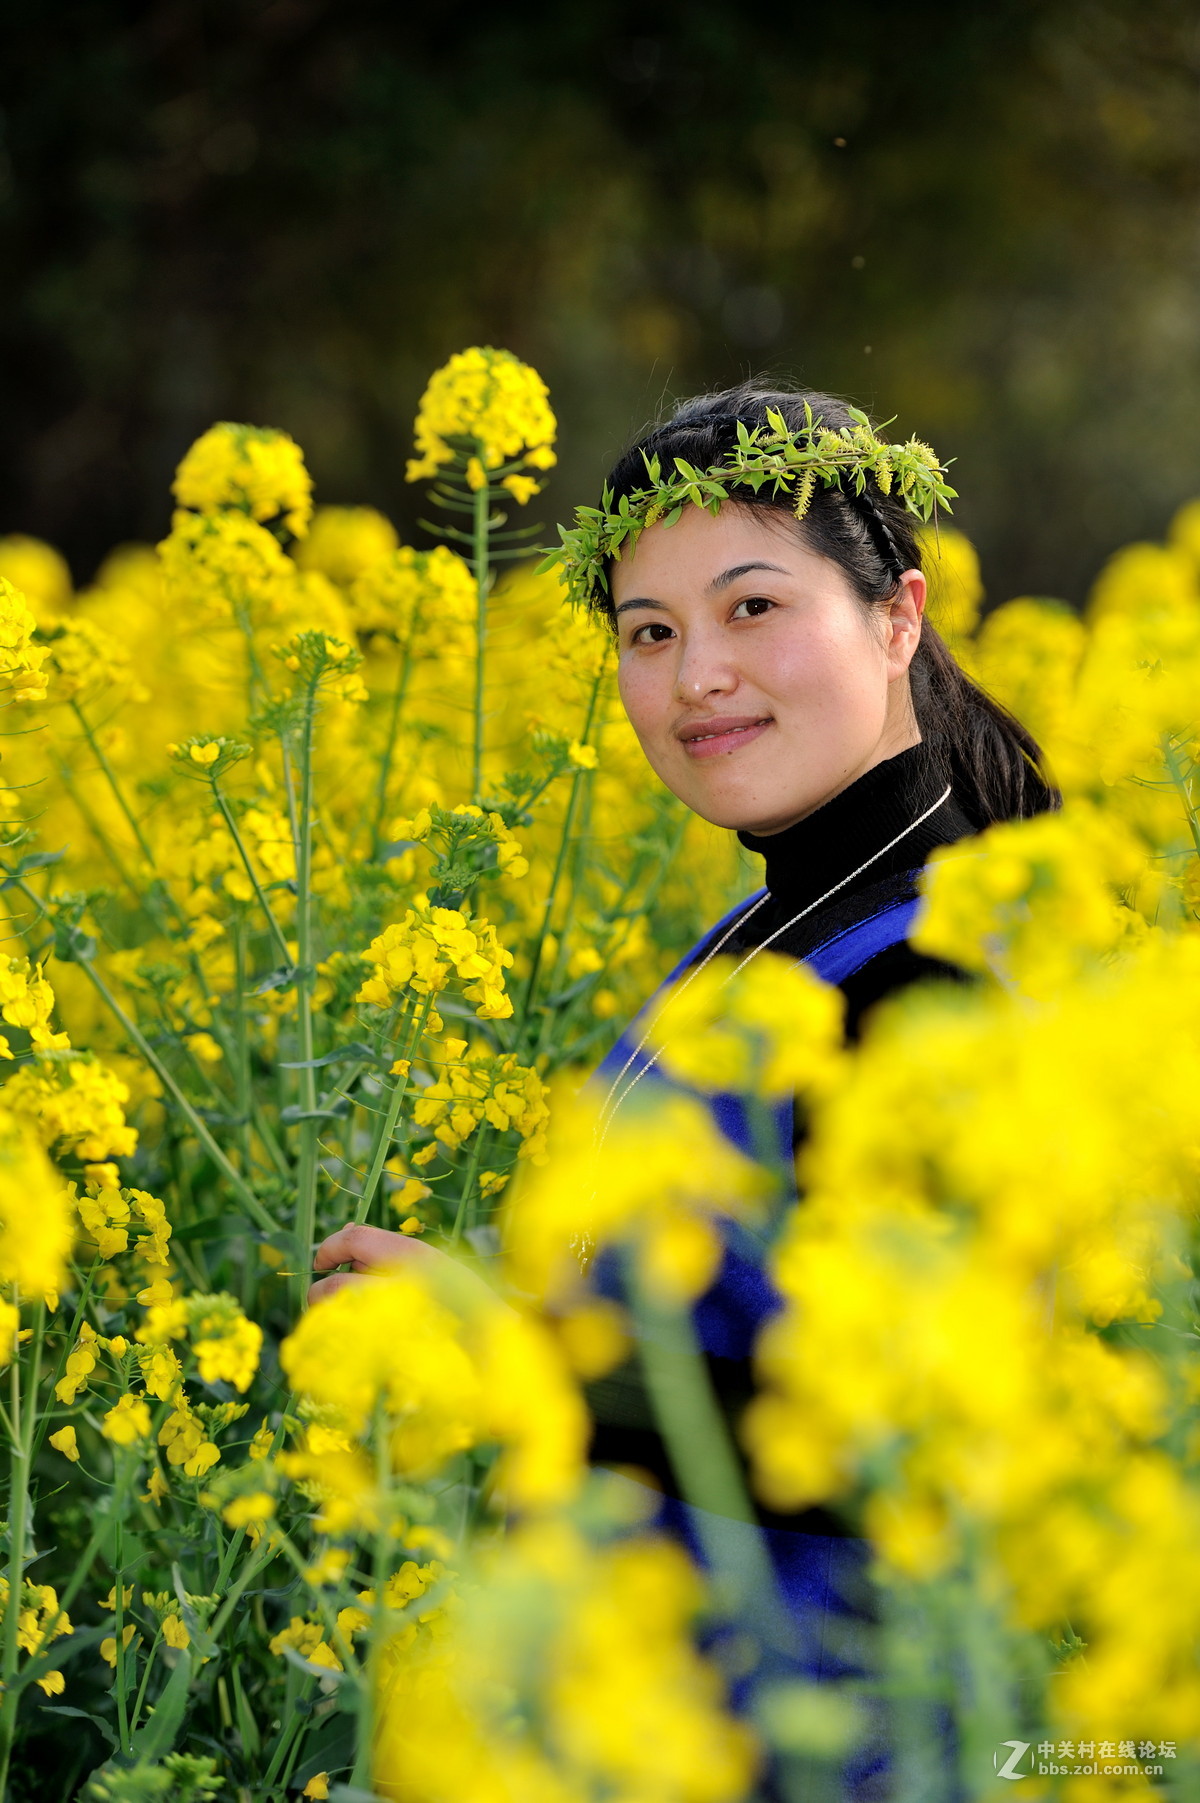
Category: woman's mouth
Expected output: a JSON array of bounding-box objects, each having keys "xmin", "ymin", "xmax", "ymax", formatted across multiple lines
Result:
[{"xmin": 678, "ymin": 716, "xmax": 773, "ymax": 760}]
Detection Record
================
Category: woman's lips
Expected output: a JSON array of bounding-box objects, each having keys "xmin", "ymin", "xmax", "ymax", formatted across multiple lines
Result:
[{"xmin": 678, "ymin": 717, "xmax": 773, "ymax": 760}]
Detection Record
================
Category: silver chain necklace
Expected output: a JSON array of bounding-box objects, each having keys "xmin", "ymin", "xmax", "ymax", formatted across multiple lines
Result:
[{"xmin": 597, "ymin": 784, "xmax": 951, "ymax": 1137}]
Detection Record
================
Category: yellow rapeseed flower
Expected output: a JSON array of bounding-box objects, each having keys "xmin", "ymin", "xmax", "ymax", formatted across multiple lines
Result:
[
  {"xmin": 0, "ymin": 1109, "xmax": 73, "ymax": 1300},
  {"xmin": 295, "ymin": 505, "xmax": 398, "ymax": 585},
  {"xmin": 0, "ymin": 536, "xmax": 72, "ymax": 616},
  {"xmin": 0, "ymin": 577, "xmax": 50, "ymax": 699},
  {"xmin": 406, "ymin": 346, "xmax": 557, "ymax": 487},
  {"xmin": 102, "ymin": 1393, "xmax": 152, "ymax": 1447},
  {"xmin": 173, "ymin": 422, "xmax": 313, "ymax": 537}
]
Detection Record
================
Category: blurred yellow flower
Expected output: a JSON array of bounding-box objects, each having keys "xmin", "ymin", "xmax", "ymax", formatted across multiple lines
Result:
[{"xmin": 173, "ymin": 421, "xmax": 313, "ymax": 538}]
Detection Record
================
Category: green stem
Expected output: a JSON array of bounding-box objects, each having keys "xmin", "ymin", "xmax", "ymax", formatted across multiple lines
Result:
[
  {"xmin": 259, "ymin": 1674, "xmax": 314, "ymax": 1797},
  {"xmin": 1163, "ymin": 735, "xmax": 1200, "ymax": 859},
  {"xmin": 232, "ymin": 914, "xmax": 254, "ymax": 1168},
  {"xmin": 471, "ymin": 479, "xmax": 491, "ymax": 800},
  {"xmin": 0, "ymin": 1301, "xmax": 44, "ymax": 1794},
  {"xmin": 232, "ymin": 598, "xmax": 269, "ymax": 712},
  {"xmin": 513, "ymin": 789, "xmax": 584, "ymax": 1047},
  {"xmin": 212, "ymin": 786, "xmax": 294, "ymax": 968},
  {"xmin": 62, "ymin": 707, "xmax": 202, "ymax": 956},
  {"xmin": 209, "ymin": 1534, "xmax": 278, "ymax": 1644},
  {"xmin": 232, "ymin": 916, "xmax": 257, "ymax": 1311},
  {"xmin": 127, "ymin": 1622, "xmax": 163, "ymax": 1740},
  {"xmin": 3, "ymin": 862, "xmax": 277, "ymax": 1233},
  {"xmin": 52, "ymin": 757, "xmax": 143, "ymax": 904},
  {"xmin": 369, "ymin": 637, "xmax": 416, "ymax": 860},
  {"xmin": 113, "ymin": 1516, "xmax": 131, "ymax": 1757},
  {"xmin": 630, "ymin": 1270, "xmax": 786, "ymax": 1643},
  {"xmin": 69, "ymin": 699, "xmax": 157, "ymax": 873},
  {"xmin": 353, "ymin": 996, "xmax": 431, "ymax": 1227},
  {"xmin": 450, "ymin": 1125, "xmax": 491, "ymax": 1246},
  {"xmin": 351, "ymin": 1406, "xmax": 393, "ymax": 1791},
  {"xmin": 513, "ymin": 667, "xmax": 605, "ymax": 1049},
  {"xmin": 534, "ymin": 773, "xmax": 598, "ymax": 1055},
  {"xmin": 75, "ymin": 950, "xmax": 278, "ymax": 1235},
  {"xmin": 290, "ymin": 690, "xmax": 321, "ymax": 1318}
]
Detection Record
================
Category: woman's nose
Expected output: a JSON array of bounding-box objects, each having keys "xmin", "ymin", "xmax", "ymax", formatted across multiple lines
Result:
[{"xmin": 673, "ymin": 634, "xmax": 737, "ymax": 703}]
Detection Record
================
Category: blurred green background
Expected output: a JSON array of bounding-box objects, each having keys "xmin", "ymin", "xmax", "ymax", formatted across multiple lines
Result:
[{"xmin": 2, "ymin": 0, "xmax": 1198, "ymax": 604}]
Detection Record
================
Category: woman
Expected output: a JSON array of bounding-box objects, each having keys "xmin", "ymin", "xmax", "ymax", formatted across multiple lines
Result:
[{"xmin": 312, "ymin": 384, "xmax": 1056, "ymax": 1788}]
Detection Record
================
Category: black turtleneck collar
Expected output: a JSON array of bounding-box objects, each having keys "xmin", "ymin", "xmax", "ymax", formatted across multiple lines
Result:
[{"xmin": 737, "ymin": 741, "xmax": 973, "ymax": 910}]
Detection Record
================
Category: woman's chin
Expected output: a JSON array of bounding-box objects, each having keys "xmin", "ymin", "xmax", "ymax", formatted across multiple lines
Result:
[{"xmin": 680, "ymin": 782, "xmax": 820, "ymax": 837}]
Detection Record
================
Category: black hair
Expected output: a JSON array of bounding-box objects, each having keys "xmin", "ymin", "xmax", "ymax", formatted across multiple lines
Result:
[{"xmin": 602, "ymin": 382, "xmax": 1058, "ymax": 829}]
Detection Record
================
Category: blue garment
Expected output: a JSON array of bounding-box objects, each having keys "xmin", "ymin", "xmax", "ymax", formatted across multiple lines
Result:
[
  {"xmin": 595, "ymin": 887, "xmax": 921, "ymax": 1358},
  {"xmin": 591, "ymin": 892, "xmax": 921, "ymax": 1799}
]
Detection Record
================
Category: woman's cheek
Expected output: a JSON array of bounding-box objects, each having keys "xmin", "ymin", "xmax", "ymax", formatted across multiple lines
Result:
[{"xmin": 617, "ymin": 658, "xmax": 666, "ymax": 748}]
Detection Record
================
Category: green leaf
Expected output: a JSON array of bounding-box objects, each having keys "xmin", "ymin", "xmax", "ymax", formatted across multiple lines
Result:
[
  {"xmin": 39, "ymin": 1705, "xmax": 117, "ymax": 1751},
  {"xmin": 279, "ymin": 1043, "xmax": 378, "ymax": 1070},
  {"xmin": 128, "ymin": 1648, "xmax": 193, "ymax": 1764}
]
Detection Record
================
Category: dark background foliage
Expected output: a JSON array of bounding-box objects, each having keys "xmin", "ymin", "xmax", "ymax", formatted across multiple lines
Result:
[{"xmin": 3, "ymin": 0, "xmax": 1199, "ymax": 604}]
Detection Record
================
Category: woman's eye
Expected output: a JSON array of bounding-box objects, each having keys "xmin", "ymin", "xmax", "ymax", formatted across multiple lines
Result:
[
  {"xmin": 731, "ymin": 596, "xmax": 775, "ymax": 620},
  {"xmin": 630, "ymin": 622, "xmax": 675, "ymax": 645}
]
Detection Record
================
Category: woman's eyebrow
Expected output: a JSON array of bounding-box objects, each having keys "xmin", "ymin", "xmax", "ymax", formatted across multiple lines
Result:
[
  {"xmin": 615, "ymin": 560, "xmax": 790, "ymax": 615},
  {"xmin": 708, "ymin": 560, "xmax": 789, "ymax": 591}
]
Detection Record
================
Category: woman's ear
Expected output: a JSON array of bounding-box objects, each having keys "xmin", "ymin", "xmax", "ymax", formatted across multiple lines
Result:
[{"xmin": 885, "ymin": 569, "xmax": 926, "ymax": 680}]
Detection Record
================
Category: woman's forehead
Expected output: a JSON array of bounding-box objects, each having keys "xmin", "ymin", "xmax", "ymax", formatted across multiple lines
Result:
[{"xmin": 610, "ymin": 504, "xmax": 823, "ymax": 600}]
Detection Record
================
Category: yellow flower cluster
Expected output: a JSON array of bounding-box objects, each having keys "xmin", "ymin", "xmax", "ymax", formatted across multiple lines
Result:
[
  {"xmin": 75, "ymin": 1176, "xmax": 170, "ymax": 1271},
  {"xmin": 4, "ymin": 1055, "xmax": 138, "ymax": 1162},
  {"xmin": 0, "ymin": 361, "xmax": 761, "ymax": 1788},
  {"xmin": 396, "ymin": 803, "xmax": 530, "ymax": 882},
  {"xmin": 295, "ymin": 504, "xmax": 399, "ymax": 586},
  {"xmin": 0, "ymin": 578, "xmax": 49, "ymax": 701},
  {"xmin": 0, "ymin": 1578, "xmax": 73, "ymax": 1695},
  {"xmin": 645, "ymin": 952, "xmax": 844, "ymax": 1099},
  {"xmin": 159, "ymin": 507, "xmax": 295, "ymax": 625},
  {"xmin": 158, "ymin": 1394, "xmax": 221, "ymax": 1477},
  {"xmin": 746, "ymin": 931, "xmax": 1200, "ymax": 1738},
  {"xmin": 348, "ymin": 544, "xmax": 475, "ymax": 649},
  {"xmin": 56, "ymin": 1322, "xmax": 102, "ymax": 1403},
  {"xmin": 271, "ymin": 1554, "xmax": 448, "ymax": 1675},
  {"xmin": 412, "ymin": 1044, "xmax": 549, "ymax": 1161},
  {"xmin": 275, "ymin": 627, "xmax": 368, "ymax": 704},
  {"xmin": 173, "ymin": 422, "xmax": 314, "ymax": 538},
  {"xmin": 137, "ymin": 1291, "xmax": 262, "ymax": 1393},
  {"xmin": 374, "ymin": 1521, "xmax": 755, "ymax": 1803},
  {"xmin": 103, "ymin": 1391, "xmax": 152, "ymax": 1446},
  {"xmin": 41, "ymin": 615, "xmax": 146, "ymax": 704},
  {"xmin": 0, "ymin": 1109, "xmax": 72, "ymax": 1309},
  {"xmin": 0, "ymin": 955, "xmax": 68, "ymax": 1054},
  {"xmin": 0, "ymin": 536, "xmax": 72, "ymax": 615},
  {"xmin": 279, "ymin": 1272, "xmax": 586, "ymax": 1513},
  {"xmin": 357, "ymin": 901, "xmax": 514, "ymax": 1021},
  {"xmin": 505, "ymin": 1086, "xmax": 769, "ymax": 1306},
  {"xmin": 913, "ymin": 802, "xmax": 1147, "ymax": 995},
  {"xmin": 406, "ymin": 347, "xmax": 558, "ymax": 497}
]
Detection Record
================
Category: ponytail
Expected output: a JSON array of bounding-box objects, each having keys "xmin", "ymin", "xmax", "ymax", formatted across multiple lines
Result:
[{"xmin": 911, "ymin": 625, "xmax": 1059, "ymax": 828}]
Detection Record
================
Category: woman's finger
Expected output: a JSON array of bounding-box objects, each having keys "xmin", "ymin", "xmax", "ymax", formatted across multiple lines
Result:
[{"xmin": 313, "ymin": 1222, "xmax": 431, "ymax": 1273}]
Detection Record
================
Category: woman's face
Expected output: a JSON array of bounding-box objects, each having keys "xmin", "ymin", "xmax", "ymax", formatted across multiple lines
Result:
[{"xmin": 612, "ymin": 504, "xmax": 926, "ymax": 836}]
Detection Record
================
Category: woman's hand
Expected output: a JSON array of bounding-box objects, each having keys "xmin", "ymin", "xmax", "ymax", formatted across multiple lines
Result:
[
  {"xmin": 308, "ymin": 1223, "xmax": 438, "ymax": 1306},
  {"xmin": 307, "ymin": 1222, "xmax": 511, "ymax": 1318}
]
